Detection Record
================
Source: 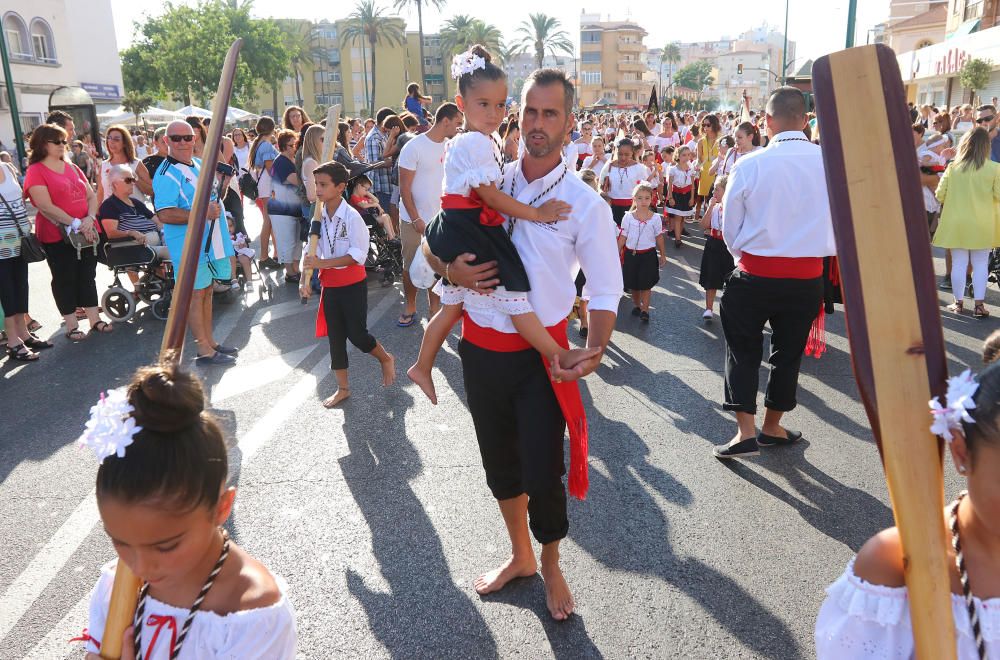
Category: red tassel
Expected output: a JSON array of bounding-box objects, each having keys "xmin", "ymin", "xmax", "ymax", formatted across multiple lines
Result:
[
  {"xmin": 805, "ymin": 304, "xmax": 826, "ymax": 358},
  {"xmin": 567, "ymin": 416, "xmax": 589, "ymax": 500},
  {"xmin": 829, "ymin": 256, "xmax": 840, "ymax": 287}
]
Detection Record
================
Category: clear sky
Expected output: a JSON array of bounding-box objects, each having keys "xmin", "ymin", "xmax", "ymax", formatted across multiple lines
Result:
[{"xmin": 110, "ymin": 0, "xmax": 890, "ymax": 67}]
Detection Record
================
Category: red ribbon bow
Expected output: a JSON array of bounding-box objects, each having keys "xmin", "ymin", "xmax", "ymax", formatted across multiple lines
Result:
[
  {"xmin": 146, "ymin": 614, "xmax": 178, "ymax": 658},
  {"xmin": 440, "ymin": 191, "xmax": 505, "ymax": 227}
]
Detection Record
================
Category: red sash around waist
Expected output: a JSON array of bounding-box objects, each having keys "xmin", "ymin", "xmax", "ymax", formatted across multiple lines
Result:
[
  {"xmin": 461, "ymin": 312, "xmax": 590, "ymax": 500},
  {"xmin": 671, "ymin": 184, "xmax": 693, "ymax": 194},
  {"xmin": 627, "ymin": 247, "xmax": 655, "ymax": 254},
  {"xmin": 441, "ymin": 191, "xmax": 505, "ymax": 227},
  {"xmin": 315, "ymin": 265, "xmax": 367, "ymax": 337},
  {"xmin": 737, "ymin": 252, "xmax": 823, "ymax": 279},
  {"xmin": 610, "ymin": 198, "xmax": 632, "ymax": 206},
  {"xmin": 709, "ymin": 229, "xmax": 723, "ymax": 240}
]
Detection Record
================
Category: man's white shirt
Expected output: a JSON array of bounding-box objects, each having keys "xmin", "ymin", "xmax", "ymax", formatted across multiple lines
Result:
[{"xmin": 465, "ymin": 156, "xmax": 623, "ymax": 334}]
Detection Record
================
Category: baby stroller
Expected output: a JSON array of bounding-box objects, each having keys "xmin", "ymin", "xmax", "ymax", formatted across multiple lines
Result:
[{"xmin": 99, "ymin": 240, "xmax": 174, "ymax": 323}]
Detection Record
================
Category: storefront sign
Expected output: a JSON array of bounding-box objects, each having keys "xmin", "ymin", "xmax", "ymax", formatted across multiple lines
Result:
[
  {"xmin": 898, "ymin": 26, "xmax": 1000, "ymax": 82},
  {"xmin": 935, "ymin": 48, "xmax": 970, "ymax": 76},
  {"xmin": 80, "ymin": 83, "xmax": 120, "ymax": 100}
]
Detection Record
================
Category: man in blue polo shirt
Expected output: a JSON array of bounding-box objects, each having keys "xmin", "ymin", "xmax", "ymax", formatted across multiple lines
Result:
[{"xmin": 153, "ymin": 120, "xmax": 238, "ymax": 366}]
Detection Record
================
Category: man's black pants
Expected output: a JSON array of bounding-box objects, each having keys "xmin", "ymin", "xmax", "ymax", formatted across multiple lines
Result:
[
  {"xmin": 720, "ymin": 270, "xmax": 822, "ymax": 415},
  {"xmin": 459, "ymin": 339, "xmax": 568, "ymax": 545}
]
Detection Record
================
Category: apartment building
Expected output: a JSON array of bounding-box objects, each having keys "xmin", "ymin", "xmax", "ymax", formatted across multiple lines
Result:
[
  {"xmin": 1, "ymin": 0, "xmax": 124, "ymax": 145},
  {"xmin": 946, "ymin": 0, "xmax": 1000, "ymax": 34},
  {"xmin": 577, "ymin": 16, "xmax": 648, "ymax": 108}
]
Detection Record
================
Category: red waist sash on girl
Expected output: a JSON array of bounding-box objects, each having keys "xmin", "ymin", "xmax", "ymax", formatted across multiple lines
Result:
[
  {"xmin": 441, "ymin": 191, "xmax": 504, "ymax": 227},
  {"xmin": 737, "ymin": 252, "xmax": 829, "ymax": 358},
  {"xmin": 461, "ymin": 312, "xmax": 590, "ymax": 500},
  {"xmin": 315, "ymin": 265, "xmax": 367, "ymax": 337},
  {"xmin": 709, "ymin": 229, "xmax": 723, "ymax": 240},
  {"xmin": 671, "ymin": 184, "xmax": 693, "ymax": 194},
  {"xmin": 610, "ymin": 198, "xmax": 632, "ymax": 206}
]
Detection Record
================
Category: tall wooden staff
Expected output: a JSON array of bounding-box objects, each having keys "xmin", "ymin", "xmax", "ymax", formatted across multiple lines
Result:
[
  {"xmin": 99, "ymin": 39, "xmax": 243, "ymax": 660},
  {"xmin": 300, "ymin": 104, "xmax": 341, "ymax": 303},
  {"xmin": 813, "ymin": 44, "xmax": 956, "ymax": 659}
]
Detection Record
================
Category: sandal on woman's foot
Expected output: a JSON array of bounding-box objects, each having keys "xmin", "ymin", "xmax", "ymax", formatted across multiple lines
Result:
[
  {"xmin": 947, "ymin": 301, "xmax": 964, "ymax": 314},
  {"xmin": 65, "ymin": 328, "xmax": 87, "ymax": 342},
  {"xmin": 974, "ymin": 303, "xmax": 990, "ymax": 319},
  {"xmin": 89, "ymin": 320, "xmax": 113, "ymax": 335},
  {"xmin": 26, "ymin": 319, "xmax": 42, "ymax": 333},
  {"xmin": 5, "ymin": 343, "xmax": 39, "ymax": 362},
  {"xmin": 24, "ymin": 333, "xmax": 54, "ymax": 350}
]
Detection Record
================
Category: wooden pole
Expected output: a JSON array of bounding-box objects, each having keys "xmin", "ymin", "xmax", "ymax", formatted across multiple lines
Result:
[
  {"xmin": 99, "ymin": 39, "xmax": 243, "ymax": 660},
  {"xmin": 813, "ymin": 44, "xmax": 956, "ymax": 660}
]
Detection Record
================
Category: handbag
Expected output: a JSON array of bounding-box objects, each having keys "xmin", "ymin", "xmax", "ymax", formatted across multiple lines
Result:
[
  {"xmin": 0, "ymin": 193, "xmax": 45, "ymax": 263},
  {"xmin": 239, "ymin": 168, "xmax": 262, "ymax": 200}
]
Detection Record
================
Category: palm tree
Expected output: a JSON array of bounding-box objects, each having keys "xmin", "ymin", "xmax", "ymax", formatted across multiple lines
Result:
[
  {"xmin": 393, "ymin": 0, "xmax": 446, "ymax": 92},
  {"xmin": 517, "ymin": 13, "xmax": 573, "ymax": 70},
  {"xmin": 467, "ymin": 20, "xmax": 501, "ymax": 52},
  {"xmin": 340, "ymin": 0, "xmax": 406, "ymax": 116},
  {"xmin": 278, "ymin": 20, "xmax": 316, "ymax": 107},
  {"xmin": 496, "ymin": 40, "xmax": 525, "ymax": 68},
  {"xmin": 662, "ymin": 42, "xmax": 681, "ymax": 98},
  {"xmin": 439, "ymin": 14, "xmax": 478, "ymax": 57}
]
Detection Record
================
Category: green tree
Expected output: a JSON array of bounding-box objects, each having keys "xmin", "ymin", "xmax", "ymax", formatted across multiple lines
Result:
[
  {"xmin": 122, "ymin": 91, "xmax": 154, "ymax": 129},
  {"xmin": 496, "ymin": 40, "xmax": 525, "ymax": 68},
  {"xmin": 120, "ymin": 1, "xmax": 289, "ymax": 107},
  {"xmin": 516, "ymin": 13, "xmax": 573, "ymax": 70},
  {"xmin": 661, "ymin": 42, "xmax": 681, "ymax": 94},
  {"xmin": 467, "ymin": 20, "xmax": 502, "ymax": 52},
  {"xmin": 959, "ymin": 58, "xmax": 993, "ymax": 104},
  {"xmin": 440, "ymin": 14, "xmax": 478, "ymax": 57},
  {"xmin": 275, "ymin": 20, "xmax": 316, "ymax": 107},
  {"xmin": 674, "ymin": 60, "xmax": 714, "ymax": 92},
  {"xmin": 393, "ymin": 0, "xmax": 446, "ymax": 91},
  {"xmin": 340, "ymin": 0, "xmax": 406, "ymax": 116}
]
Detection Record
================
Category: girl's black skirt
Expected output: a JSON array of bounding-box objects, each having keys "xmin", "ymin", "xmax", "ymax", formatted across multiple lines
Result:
[
  {"xmin": 425, "ymin": 206, "xmax": 530, "ymax": 292},
  {"xmin": 622, "ymin": 249, "xmax": 659, "ymax": 291},
  {"xmin": 698, "ymin": 235, "xmax": 735, "ymax": 290},
  {"xmin": 610, "ymin": 203, "xmax": 629, "ymax": 227}
]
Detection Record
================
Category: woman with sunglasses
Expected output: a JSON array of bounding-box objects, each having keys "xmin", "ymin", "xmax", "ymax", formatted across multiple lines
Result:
[
  {"xmin": 97, "ymin": 125, "xmax": 150, "ymax": 204},
  {"xmin": 98, "ymin": 164, "xmax": 168, "ymax": 260},
  {"xmin": 695, "ymin": 115, "xmax": 721, "ymax": 221},
  {"xmin": 23, "ymin": 124, "xmax": 112, "ymax": 341}
]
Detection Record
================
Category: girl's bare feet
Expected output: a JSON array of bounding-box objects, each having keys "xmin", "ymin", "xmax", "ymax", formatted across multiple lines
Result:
[
  {"xmin": 407, "ymin": 364, "xmax": 437, "ymax": 404},
  {"xmin": 473, "ymin": 555, "xmax": 537, "ymax": 595},
  {"xmin": 323, "ymin": 388, "xmax": 350, "ymax": 408},
  {"xmin": 381, "ymin": 352, "xmax": 396, "ymax": 386}
]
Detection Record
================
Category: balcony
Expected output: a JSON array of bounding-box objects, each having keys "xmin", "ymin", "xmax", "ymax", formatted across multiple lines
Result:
[
  {"xmin": 618, "ymin": 59, "xmax": 646, "ymax": 72},
  {"xmin": 617, "ymin": 40, "xmax": 643, "ymax": 53}
]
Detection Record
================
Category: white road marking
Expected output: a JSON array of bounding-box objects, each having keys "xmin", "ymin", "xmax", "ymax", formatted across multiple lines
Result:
[
  {"xmin": 210, "ymin": 345, "xmax": 315, "ymax": 403},
  {"xmin": 0, "ymin": 284, "xmax": 400, "ymax": 649}
]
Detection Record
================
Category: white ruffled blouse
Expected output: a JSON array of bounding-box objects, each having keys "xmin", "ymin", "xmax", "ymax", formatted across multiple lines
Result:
[
  {"xmin": 442, "ymin": 130, "xmax": 503, "ymax": 197},
  {"xmin": 816, "ymin": 558, "xmax": 1000, "ymax": 659},
  {"xmin": 84, "ymin": 561, "xmax": 297, "ymax": 659}
]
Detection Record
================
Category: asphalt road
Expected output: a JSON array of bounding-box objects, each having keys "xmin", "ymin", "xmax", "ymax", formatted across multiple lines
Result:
[{"xmin": 0, "ymin": 204, "xmax": 982, "ymax": 659}]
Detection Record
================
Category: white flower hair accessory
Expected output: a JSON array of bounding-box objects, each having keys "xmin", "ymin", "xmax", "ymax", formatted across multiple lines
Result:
[
  {"xmin": 929, "ymin": 369, "xmax": 978, "ymax": 442},
  {"xmin": 77, "ymin": 387, "xmax": 142, "ymax": 463},
  {"xmin": 451, "ymin": 49, "xmax": 486, "ymax": 80}
]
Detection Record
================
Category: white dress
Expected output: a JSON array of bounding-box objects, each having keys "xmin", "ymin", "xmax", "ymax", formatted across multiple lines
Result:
[
  {"xmin": 84, "ymin": 561, "xmax": 297, "ymax": 659},
  {"xmin": 816, "ymin": 558, "xmax": 1000, "ymax": 659},
  {"xmin": 434, "ymin": 130, "xmax": 533, "ymax": 316}
]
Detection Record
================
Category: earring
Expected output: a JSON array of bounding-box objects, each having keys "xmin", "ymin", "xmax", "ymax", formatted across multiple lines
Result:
[{"xmin": 958, "ymin": 465, "xmax": 967, "ymax": 474}]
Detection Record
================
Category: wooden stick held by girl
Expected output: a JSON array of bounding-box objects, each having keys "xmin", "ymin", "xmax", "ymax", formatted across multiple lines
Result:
[{"xmin": 407, "ymin": 45, "xmax": 598, "ymax": 405}]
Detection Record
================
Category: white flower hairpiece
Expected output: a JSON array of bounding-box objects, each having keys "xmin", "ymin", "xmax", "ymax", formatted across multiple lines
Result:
[
  {"xmin": 451, "ymin": 50, "xmax": 486, "ymax": 80},
  {"xmin": 77, "ymin": 387, "xmax": 142, "ymax": 463},
  {"xmin": 929, "ymin": 369, "xmax": 978, "ymax": 442}
]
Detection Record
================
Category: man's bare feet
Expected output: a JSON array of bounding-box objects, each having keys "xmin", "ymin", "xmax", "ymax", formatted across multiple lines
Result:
[
  {"xmin": 541, "ymin": 560, "xmax": 575, "ymax": 621},
  {"xmin": 473, "ymin": 555, "xmax": 537, "ymax": 595},
  {"xmin": 406, "ymin": 364, "xmax": 437, "ymax": 404},
  {"xmin": 322, "ymin": 388, "xmax": 351, "ymax": 408},
  {"xmin": 381, "ymin": 352, "xmax": 396, "ymax": 387}
]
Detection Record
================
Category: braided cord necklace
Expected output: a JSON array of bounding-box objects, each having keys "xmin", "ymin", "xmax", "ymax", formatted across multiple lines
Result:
[
  {"xmin": 771, "ymin": 136, "xmax": 811, "ymax": 144},
  {"xmin": 949, "ymin": 491, "xmax": 987, "ymax": 660},
  {"xmin": 506, "ymin": 162, "xmax": 569, "ymax": 238},
  {"xmin": 133, "ymin": 530, "xmax": 231, "ymax": 660}
]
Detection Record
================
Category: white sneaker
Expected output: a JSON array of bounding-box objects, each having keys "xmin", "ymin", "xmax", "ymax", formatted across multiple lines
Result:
[{"xmin": 702, "ymin": 309, "xmax": 714, "ymax": 320}]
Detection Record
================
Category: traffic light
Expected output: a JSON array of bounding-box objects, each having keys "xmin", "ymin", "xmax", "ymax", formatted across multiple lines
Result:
[{"xmin": 737, "ymin": 63, "xmax": 743, "ymax": 75}]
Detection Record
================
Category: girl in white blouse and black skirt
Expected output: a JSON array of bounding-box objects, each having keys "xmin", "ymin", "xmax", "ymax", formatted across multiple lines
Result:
[
  {"xmin": 600, "ymin": 138, "xmax": 649, "ymax": 227},
  {"xmin": 617, "ymin": 182, "xmax": 666, "ymax": 323}
]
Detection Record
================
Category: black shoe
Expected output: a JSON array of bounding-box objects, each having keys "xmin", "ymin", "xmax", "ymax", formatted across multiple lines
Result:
[
  {"xmin": 674, "ymin": 240, "xmax": 683, "ymax": 248},
  {"xmin": 940, "ymin": 277, "xmax": 952, "ymax": 291},
  {"xmin": 640, "ymin": 311, "xmax": 650, "ymax": 323},
  {"xmin": 284, "ymin": 273, "xmax": 302, "ymax": 284},
  {"xmin": 713, "ymin": 437, "xmax": 760, "ymax": 459},
  {"xmin": 757, "ymin": 429, "xmax": 803, "ymax": 447},
  {"xmin": 631, "ymin": 306, "xmax": 641, "ymax": 316},
  {"xmin": 212, "ymin": 344, "xmax": 240, "ymax": 355},
  {"xmin": 579, "ymin": 326, "xmax": 589, "ymax": 338}
]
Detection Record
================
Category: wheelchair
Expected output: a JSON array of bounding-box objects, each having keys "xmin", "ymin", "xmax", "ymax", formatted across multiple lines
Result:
[
  {"xmin": 364, "ymin": 216, "xmax": 403, "ymax": 286},
  {"xmin": 99, "ymin": 240, "xmax": 174, "ymax": 323}
]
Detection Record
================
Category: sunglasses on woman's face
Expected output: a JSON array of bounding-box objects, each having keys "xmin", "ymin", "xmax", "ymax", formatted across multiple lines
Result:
[
  {"xmin": 120, "ymin": 177, "xmax": 137, "ymax": 184},
  {"xmin": 168, "ymin": 134, "xmax": 195, "ymax": 143}
]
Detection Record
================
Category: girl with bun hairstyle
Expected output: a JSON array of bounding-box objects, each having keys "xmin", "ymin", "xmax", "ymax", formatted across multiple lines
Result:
[
  {"xmin": 80, "ymin": 361, "xmax": 297, "ymax": 659},
  {"xmin": 409, "ymin": 44, "xmax": 597, "ymax": 405}
]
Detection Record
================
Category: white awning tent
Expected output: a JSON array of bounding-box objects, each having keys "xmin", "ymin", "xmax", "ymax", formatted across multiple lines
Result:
[
  {"xmin": 97, "ymin": 106, "xmax": 185, "ymax": 126},
  {"xmin": 178, "ymin": 104, "xmax": 257, "ymax": 124},
  {"xmin": 176, "ymin": 104, "xmax": 213, "ymax": 118}
]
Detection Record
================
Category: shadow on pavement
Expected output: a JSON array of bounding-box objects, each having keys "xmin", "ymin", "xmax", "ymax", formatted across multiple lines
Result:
[
  {"xmin": 719, "ymin": 441, "xmax": 894, "ymax": 553},
  {"xmin": 337, "ymin": 387, "xmax": 499, "ymax": 659}
]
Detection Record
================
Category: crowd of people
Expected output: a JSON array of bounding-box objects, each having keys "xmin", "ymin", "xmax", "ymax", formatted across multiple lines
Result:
[{"xmin": 3, "ymin": 39, "xmax": 999, "ymax": 659}]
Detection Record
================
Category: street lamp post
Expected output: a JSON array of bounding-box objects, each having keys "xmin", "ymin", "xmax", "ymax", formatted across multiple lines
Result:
[
  {"xmin": 781, "ymin": 0, "xmax": 789, "ymax": 85},
  {"xmin": 846, "ymin": 0, "xmax": 858, "ymax": 48},
  {"xmin": 0, "ymin": 28, "xmax": 27, "ymax": 167}
]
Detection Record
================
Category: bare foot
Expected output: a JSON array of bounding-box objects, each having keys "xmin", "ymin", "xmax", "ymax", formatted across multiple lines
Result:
[
  {"xmin": 541, "ymin": 561, "xmax": 575, "ymax": 621},
  {"xmin": 406, "ymin": 363, "xmax": 437, "ymax": 405},
  {"xmin": 473, "ymin": 555, "xmax": 537, "ymax": 595},
  {"xmin": 381, "ymin": 352, "xmax": 396, "ymax": 387},
  {"xmin": 322, "ymin": 388, "xmax": 351, "ymax": 408}
]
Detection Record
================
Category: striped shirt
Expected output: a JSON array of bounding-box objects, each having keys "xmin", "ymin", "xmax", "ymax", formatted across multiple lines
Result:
[
  {"xmin": 0, "ymin": 168, "xmax": 30, "ymax": 259},
  {"xmin": 98, "ymin": 195, "xmax": 158, "ymax": 234}
]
